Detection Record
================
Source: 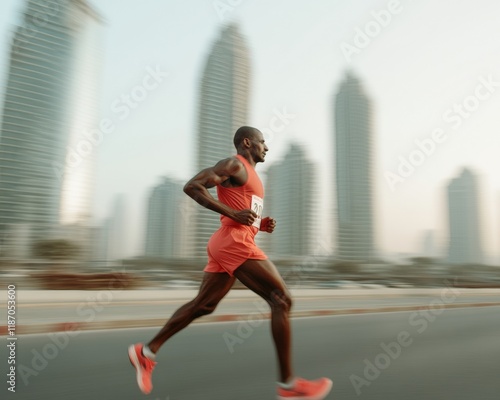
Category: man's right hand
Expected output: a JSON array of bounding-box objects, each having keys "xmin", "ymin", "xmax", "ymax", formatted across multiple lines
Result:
[{"xmin": 232, "ymin": 209, "xmax": 258, "ymax": 226}]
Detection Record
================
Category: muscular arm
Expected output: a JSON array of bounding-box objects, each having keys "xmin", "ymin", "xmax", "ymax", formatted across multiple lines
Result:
[{"xmin": 183, "ymin": 157, "xmax": 257, "ymax": 225}]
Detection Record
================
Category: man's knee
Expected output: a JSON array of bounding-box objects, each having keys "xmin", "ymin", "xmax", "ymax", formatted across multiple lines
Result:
[
  {"xmin": 192, "ymin": 301, "xmax": 217, "ymax": 318},
  {"xmin": 269, "ymin": 289, "xmax": 292, "ymax": 312}
]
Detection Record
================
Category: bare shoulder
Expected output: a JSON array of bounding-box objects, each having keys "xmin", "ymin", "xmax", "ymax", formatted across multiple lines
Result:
[
  {"xmin": 213, "ymin": 157, "xmax": 244, "ymax": 175},
  {"xmin": 214, "ymin": 157, "xmax": 247, "ymax": 187}
]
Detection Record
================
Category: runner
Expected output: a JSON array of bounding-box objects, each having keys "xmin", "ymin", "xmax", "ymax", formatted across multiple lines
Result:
[{"xmin": 128, "ymin": 126, "xmax": 332, "ymax": 399}]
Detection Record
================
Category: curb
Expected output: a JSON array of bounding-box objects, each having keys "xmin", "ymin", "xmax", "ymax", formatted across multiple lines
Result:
[{"xmin": 2, "ymin": 301, "xmax": 500, "ymax": 335}]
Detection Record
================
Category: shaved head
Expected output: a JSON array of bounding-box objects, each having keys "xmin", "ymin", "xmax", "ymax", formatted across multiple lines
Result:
[{"xmin": 233, "ymin": 126, "xmax": 261, "ymax": 149}]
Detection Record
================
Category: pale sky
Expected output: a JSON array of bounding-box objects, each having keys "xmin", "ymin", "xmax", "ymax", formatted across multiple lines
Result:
[{"xmin": 0, "ymin": 0, "xmax": 499, "ymax": 263}]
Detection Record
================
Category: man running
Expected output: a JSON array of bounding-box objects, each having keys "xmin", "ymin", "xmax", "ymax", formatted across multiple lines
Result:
[{"xmin": 129, "ymin": 126, "xmax": 332, "ymax": 400}]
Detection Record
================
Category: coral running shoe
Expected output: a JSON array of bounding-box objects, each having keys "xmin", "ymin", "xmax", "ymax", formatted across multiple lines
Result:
[
  {"xmin": 128, "ymin": 343, "xmax": 157, "ymax": 394},
  {"xmin": 277, "ymin": 377, "xmax": 333, "ymax": 400}
]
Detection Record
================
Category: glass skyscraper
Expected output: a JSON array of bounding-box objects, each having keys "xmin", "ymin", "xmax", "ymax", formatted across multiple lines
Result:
[
  {"xmin": 192, "ymin": 24, "xmax": 251, "ymax": 257},
  {"xmin": 145, "ymin": 177, "xmax": 189, "ymax": 259},
  {"xmin": 263, "ymin": 144, "xmax": 315, "ymax": 257},
  {"xmin": 0, "ymin": 0, "xmax": 102, "ymax": 257},
  {"xmin": 447, "ymin": 168, "xmax": 483, "ymax": 265},
  {"xmin": 333, "ymin": 72, "xmax": 375, "ymax": 262}
]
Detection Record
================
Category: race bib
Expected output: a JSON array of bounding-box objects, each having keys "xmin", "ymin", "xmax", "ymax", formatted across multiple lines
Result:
[{"xmin": 251, "ymin": 195, "xmax": 264, "ymax": 229}]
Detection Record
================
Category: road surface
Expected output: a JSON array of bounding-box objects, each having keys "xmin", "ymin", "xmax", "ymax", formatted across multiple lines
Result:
[{"xmin": 5, "ymin": 306, "xmax": 499, "ymax": 399}]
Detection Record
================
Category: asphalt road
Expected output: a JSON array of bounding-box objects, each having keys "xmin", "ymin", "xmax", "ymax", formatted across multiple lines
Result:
[{"xmin": 5, "ymin": 306, "xmax": 500, "ymax": 400}]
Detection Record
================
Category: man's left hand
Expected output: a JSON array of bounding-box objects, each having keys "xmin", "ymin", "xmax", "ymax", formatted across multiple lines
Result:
[{"xmin": 260, "ymin": 217, "xmax": 276, "ymax": 233}]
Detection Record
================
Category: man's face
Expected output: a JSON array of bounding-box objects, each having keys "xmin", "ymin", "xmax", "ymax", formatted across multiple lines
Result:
[{"xmin": 249, "ymin": 131, "xmax": 269, "ymax": 163}]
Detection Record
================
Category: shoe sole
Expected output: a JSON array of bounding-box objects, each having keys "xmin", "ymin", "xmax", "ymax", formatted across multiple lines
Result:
[
  {"xmin": 276, "ymin": 379, "xmax": 333, "ymax": 400},
  {"xmin": 128, "ymin": 345, "xmax": 150, "ymax": 395}
]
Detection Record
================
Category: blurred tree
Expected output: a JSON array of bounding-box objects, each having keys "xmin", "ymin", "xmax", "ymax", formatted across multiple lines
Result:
[
  {"xmin": 331, "ymin": 261, "xmax": 360, "ymax": 275},
  {"xmin": 409, "ymin": 257, "xmax": 434, "ymax": 266},
  {"xmin": 33, "ymin": 239, "xmax": 80, "ymax": 261}
]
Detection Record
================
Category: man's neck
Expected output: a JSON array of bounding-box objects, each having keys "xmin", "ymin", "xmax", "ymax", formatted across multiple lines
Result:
[{"xmin": 237, "ymin": 152, "xmax": 256, "ymax": 168}]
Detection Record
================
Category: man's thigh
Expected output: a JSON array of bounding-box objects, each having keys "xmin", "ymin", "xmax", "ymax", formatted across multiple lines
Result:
[
  {"xmin": 194, "ymin": 272, "xmax": 235, "ymax": 306},
  {"xmin": 233, "ymin": 259, "xmax": 291, "ymax": 304}
]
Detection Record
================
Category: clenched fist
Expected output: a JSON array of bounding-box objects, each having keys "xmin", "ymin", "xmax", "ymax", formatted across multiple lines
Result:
[
  {"xmin": 232, "ymin": 209, "xmax": 258, "ymax": 226},
  {"xmin": 260, "ymin": 217, "xmax": 276, "ymax": 233}
]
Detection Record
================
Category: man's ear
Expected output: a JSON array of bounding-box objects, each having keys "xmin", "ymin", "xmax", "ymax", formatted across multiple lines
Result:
[{"xmin": 242, "ymin": 137, "xmax": 251, "ymax": 148}]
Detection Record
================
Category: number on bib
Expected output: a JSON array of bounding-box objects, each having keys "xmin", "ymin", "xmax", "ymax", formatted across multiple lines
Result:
[{"xmin": 251, "ymin": 195, "xmax": 264, "ymax": 229}]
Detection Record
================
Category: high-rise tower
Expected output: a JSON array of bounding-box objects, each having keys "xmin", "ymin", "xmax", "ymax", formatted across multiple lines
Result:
[
  {"xmin": 333, "ymin": 72, "xmax": 375, "ymax": 262},
  {"xmin": 447, "ymin": 168, "xmax": 483, "ymax": 264},
  {"xmin": 264, "ymin": 144, "xmax": 315, "ymax": 257},
  {"xmin": 193, "ymin": 24, "xmax": 251, "ymax": 257},
  {"xmin": 0, "ymin": 0, "xmax": 102, "ymax": 257},
  {"xmin": 145, "ymin": 177, "xmax": 188, "ymax": 259}
]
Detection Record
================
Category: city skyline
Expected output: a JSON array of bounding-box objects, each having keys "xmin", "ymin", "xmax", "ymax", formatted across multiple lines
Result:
[{"xmin": 0, "ymin": 0, "xmax": 499, "ymax": 263}]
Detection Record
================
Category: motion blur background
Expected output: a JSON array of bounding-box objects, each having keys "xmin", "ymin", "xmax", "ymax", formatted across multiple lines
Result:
[
  {"xmin": 2, "ymin": 2, "xmax": 500, "ymax": 400},
  {"xmin": 1, "ymin": 0, "xmax": 500, "ymax": 289}
]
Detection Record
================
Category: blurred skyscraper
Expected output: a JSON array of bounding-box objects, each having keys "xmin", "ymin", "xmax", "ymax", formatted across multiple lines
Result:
[
  {"xmin": 0, "ymin": 0, "xmax": 102, "ymax": 258},
  {"xmin": 107, "ymin": 194, "xmax": 127, "ymax": 261},
  {"xmin": 91, "ymin": 194, "xmax": 128, "ymax": 263},
  {"xmin": 263, "ymin": 143, "xmax": 315, "ymax": 257},
  {"xmin": 333, "ymin": 72, "xmax": 375, "ymax": 262},
  {"xmin": 192, "ymin": 24, "xmax": 251, "ymax": 257},
  {"xmin": 144, "ymin": 177, "xmax": 189, "ymax": 259},
  {"xmin": 91, "ymin": 220, "xmax": 109, "ymax": 263},
  {"xmin": 420, "ymin": 229, "xmax": 438, "ymax": 258},
  {"xmin": 447, "ymin": 168, "xmax": 484, "ymax": 264}
]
